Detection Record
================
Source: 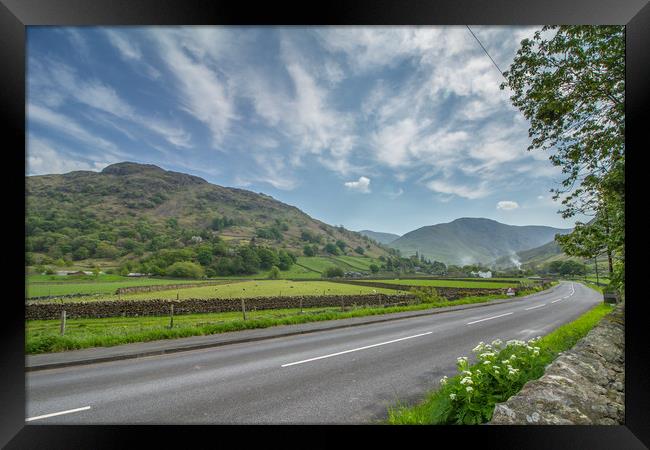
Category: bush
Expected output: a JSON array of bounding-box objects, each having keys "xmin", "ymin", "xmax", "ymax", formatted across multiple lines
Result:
[
  {"xmin": 354, "ymin": 246, "xmax": 365, "ymax": 255},
  {"xmin": 411, "ymin": 286, "xmax": 446, "ymax": 303},
  {"xmin": 165, "ymin": 261, "xmax": 204, "ymax": 279},
  {"xmin": 324, "ymin": 243, "xmax": 340, "ymax": 255},
  {"xmin": 323, "ymin": 266, "xmax": 344, "ymax": 278},
  {"xmin": 369, "ymin": 264, "xmax": 379, "ymax": 273},
  {"xmin": 268, "ymin": 265, "xmax": 281, "ymax": 279}
]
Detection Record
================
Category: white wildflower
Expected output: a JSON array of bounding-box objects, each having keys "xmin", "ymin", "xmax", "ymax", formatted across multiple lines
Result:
[
  {"xmin": 466, "ymin": 386, "xmax": 473, "ymax": 393},
  {"xmin": 449, "ymin": 393, "xmax": 457, "ymax": 400}
]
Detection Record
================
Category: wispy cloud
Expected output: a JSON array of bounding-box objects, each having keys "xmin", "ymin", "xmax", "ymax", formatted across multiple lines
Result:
[
  {"xmin": 27, "ymin": 103, "xmax": 117, "ymax": 152},
  {"xmin": 148, "ymin": 29, "xmax": 236, "ymax": 148}
]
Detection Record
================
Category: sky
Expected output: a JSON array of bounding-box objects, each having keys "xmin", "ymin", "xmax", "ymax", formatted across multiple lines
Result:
[{"xmin": 26, "ymin": 26, "xmax": 588, "ymax": 235}]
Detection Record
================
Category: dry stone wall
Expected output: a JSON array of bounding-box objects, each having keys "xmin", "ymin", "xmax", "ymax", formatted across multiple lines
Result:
[
  {"xmin": 489, "ymin": 303, "xmax": 625, "ymax": 425},
  {"xmin": 25, "ymin": 293, "xmax": 416, "ymax": 320}
]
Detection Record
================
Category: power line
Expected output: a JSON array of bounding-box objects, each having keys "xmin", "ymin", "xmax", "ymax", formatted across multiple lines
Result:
[{"xmin": 466, "ymin": 25, "xmax": 505, "ymax": 79}]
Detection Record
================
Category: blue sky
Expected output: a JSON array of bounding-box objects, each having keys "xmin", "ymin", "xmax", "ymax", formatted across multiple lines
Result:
[{"xmin": 26, "ymin": 26, "xmax": 586, "ymax": 235}]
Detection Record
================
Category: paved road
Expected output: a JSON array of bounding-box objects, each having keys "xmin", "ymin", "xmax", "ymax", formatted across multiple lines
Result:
[{"xmin": 26, "ymin": 281, "xmax": 601, "ymax": 424}]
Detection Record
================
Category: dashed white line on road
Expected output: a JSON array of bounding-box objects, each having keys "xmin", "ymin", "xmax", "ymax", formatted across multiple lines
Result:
[
  {"xmin": 26, "ymin": 406, "xmax": 91, "ymax": 422},
  {"xmin": 466, "ymin": 312, "xmax": 513, "ymax": 325},
  {"xmin": 551, "ymin": 298, "xmax": 563, "ymax": 303},
  {"xmin": 281, "ymin": 332, "xmax": 433, "ymax": 367},
  {"xmin": 525, "ymin": 304, "xmax": 546, "ymax": 311}
]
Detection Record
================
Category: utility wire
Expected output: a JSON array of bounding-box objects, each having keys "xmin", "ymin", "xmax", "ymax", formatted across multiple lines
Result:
[{"xmin": 466, "ymin": 25, "xmax": 505, "ymax": 79}]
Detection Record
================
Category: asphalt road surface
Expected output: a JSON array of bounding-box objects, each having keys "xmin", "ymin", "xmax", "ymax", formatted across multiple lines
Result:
[{"xmin": 26, "ymin": 281, "xmax": 602, "ymax": 424}]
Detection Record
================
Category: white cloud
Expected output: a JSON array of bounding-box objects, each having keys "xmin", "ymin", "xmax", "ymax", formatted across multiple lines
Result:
[
  {"xmin": 497, "ymin": 200, "xmax": 519, "ymax": 210},
  {"xmin": 344, "ymin": 176, "xmax": 371, "ymax": 193},
  {"xmin": 426, "ymin": 178, "xmax": 490, "ymax": 199},
  {"xmin": 26, "ymin": 137, "xmax": 113, "ymax": 175}
]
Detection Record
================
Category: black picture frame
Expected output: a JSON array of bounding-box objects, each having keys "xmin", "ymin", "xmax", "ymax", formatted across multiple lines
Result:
[{"xmin": 2, "ymin": 0, "xmax": 648, "ymax": 447}]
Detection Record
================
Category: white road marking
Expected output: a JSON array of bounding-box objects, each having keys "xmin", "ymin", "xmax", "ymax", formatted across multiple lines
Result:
[
  {"xmin": 525, "ymin": 303, "xmax": 546, "ymax": 311},
  {"xmin": 466, "ymin": 312, "xmax": 513, "ymax": 325},
  {"xmin": 551, "ymin": 298, "xmax": 563, "ymax": 303},
  {"xmin": 26, "ymin": 406, "xmax": 91, "ymax": 422},
  {"xmin": 281, "ymin": 332, "xmax": 433, "ymax": 367}
]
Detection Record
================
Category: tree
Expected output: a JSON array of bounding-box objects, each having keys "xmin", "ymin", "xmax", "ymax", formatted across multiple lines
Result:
[
  {"xmin": 322, "ymin": 266, "xmax": 344, "ymax": 278},
  {"xmin": 369, "ymin": 264, "xmax": 379, "ymax": 274},
  {"xmin": 354, "ymin": 246, "xmax": 365, "ymax": 255},
  {"xmin": 335, "ymin": 240, "xmax": 347, "ymax": 252},
  {"xmin": 503, "ymin": 26, "xmax": 624, "ymax": 290},
  {"xmin": 324, "ymin": 243, "xmax": 340, "ymax": 255},
  {"xmin": 268, "ymin": 265, "xmax": 281, "ymax": 279},
  {"xmin": 303, "ymin": 244, "xmax": 316, "ymax": 257},
  {"xmin": 166, "ymin": 261, "xmax": 204, "ymax": 279}
]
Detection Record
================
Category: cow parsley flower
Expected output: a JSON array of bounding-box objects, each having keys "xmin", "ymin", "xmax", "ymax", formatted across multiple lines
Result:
[
  {"xmin": 449, "ymin": 393, "xmax": 457, "ymax": 400},
  {"xmin": 466, "ymin": 386, "xmax": 473, "ymax": 393}
]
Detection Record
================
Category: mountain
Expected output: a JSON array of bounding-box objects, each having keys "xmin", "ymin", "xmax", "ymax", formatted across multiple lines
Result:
[
  {"xmin": 358, "ymin": 230, "xmax": 401, "ymax": 245},
  {"xmin": 388, "ymin": 218, "xmax": 571, "ymax": 266},
  {"xmin": 26, "ymin": 162, "xmax": 390, "ymax": 265},
  {"xmin": 492, "ymin": 240, "xmax": 564, "ymax": 269}
]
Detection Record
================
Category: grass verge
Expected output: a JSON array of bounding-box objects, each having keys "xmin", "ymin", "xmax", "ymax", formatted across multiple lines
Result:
[
  {"xmin": 26, "ymin": 286, "xmax": 546, "ymax": 354},
  {"xmin": 386, "ymin": 301, "xmax": 614, "ymax": 424}
]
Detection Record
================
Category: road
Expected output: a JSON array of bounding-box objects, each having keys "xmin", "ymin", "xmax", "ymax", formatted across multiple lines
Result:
[{"xmin": 26, "ymin": 281, "xmax": 602, "ymax": 424}]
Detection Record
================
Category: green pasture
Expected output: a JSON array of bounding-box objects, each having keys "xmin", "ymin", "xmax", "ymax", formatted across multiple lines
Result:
[{"xmin": 363, "ymin": 279, "xmax": 519, "ymax": 289}]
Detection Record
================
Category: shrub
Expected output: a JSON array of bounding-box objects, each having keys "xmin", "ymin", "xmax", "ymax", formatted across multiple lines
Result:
[
  {"xmin": 411, "ymin": 286, "xmax": 446, "ymax": 303},
  {"xmin": 323, "ymin": 266, "xmax": 344, "ymax": 278},
  {"xmin": 268, "ymin": 265, "xmax": 281, "ymax": 279},
  {"xmin": 165, "ymin": 261, "xmax": 204, "ymax": 279},
  {"xmin": 324, "ymin": 243, "xmax": 340, "ymax": 255},
  {"xmin": 369, "ymin": 264, "xmax": 379, "ymax": 273}
]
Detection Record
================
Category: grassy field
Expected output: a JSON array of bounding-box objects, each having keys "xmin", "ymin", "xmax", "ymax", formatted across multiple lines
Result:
[
  {"xmin": 387, "ymin": 301, "xmax": 614, "ymax": 424},
  {"xmin": 363, "ymin": 279, "xmax": 519, "ymax": 289},
  {"xmin": 120, "ymin": 280, "xmax": 398, "ymax": 300},
  {"xmin": 26, "ymin": 288, "xmax": 543, "ymax": 354},
  {"xmin": 26, "ymin": 275, "xmax": 215, "ymax": 298}
]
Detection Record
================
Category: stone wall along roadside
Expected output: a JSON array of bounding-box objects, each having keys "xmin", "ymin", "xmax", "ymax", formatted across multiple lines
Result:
[
  {"xmin": 489, "ymin": 303, "xmax": 624, "ymax": 425},
  {"xmin": 25, "ymin": 293, "xmax": 418, "ymax": 320}
]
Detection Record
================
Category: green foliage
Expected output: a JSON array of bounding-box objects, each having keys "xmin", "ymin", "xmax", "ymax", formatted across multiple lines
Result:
[
  {"xmin": 504, "ymin": 25, "xmax": 624, "ymax": 293},
  {"xmin": 303, "ymin": 244, "xmax": 317, "ymax": 257},
  {"xmin": 354, "ymin": 246, "xmax": 365, "ymax": 255},
  {"xmin": 210, "ymin": 215, "xmax": 235, "ymax": 231},
  {"xmin": 369, "ymin": 264, "xmax": 379, "ymax": 274},
  {"xmin": 268, "ymin": 265, "xmax": 281, "ymax": 279},
  {"xmin": 300, "ymin": 229, "xmax": 322, "ymax": 244},
  {"xmin": 322, "ymin": 266, "xmax": 344, "ymax": 278},
  {"xmin": 165, "ymin": 261, "xmax": 204, "ymax": 279},
  {"xmin": 335, "ymin": 240, "xmax": 347, "ymax": 252},
  {"xmin": 324, "ymin": 243, "xmax": 340, "ymax": 255},
  {"xmin": 411, "ymin": 286, "xmax": 446, "ymax": 304}
]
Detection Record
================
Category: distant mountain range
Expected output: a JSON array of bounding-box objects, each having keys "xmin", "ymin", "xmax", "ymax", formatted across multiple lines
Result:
[
  {"xmin": 386, "ymin": 218, "xmax": 571, "ymax": 266},
  {"xmin": 358, "ymin": 230, "xmax": 401, "ymax": 245}
]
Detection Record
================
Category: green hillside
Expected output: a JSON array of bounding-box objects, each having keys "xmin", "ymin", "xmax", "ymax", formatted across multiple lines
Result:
[
  {"xmin": 389, "ymin": 218, "xmax": 571, "ymax": 266},
  {"xmin": 358, "ymin": 230, "xmax": 401, "ymax": 245},
  {"xmin": 26, "ymin": 162, "xmax": 390, "ymax": 278}
]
